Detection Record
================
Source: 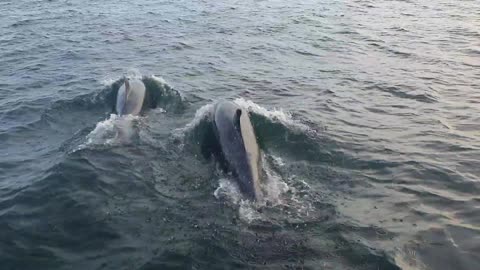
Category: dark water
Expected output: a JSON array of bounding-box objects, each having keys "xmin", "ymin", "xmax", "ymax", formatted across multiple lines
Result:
[{"xmin": 1, "ymin": 0, "xmax": 479, "ymax": 269}]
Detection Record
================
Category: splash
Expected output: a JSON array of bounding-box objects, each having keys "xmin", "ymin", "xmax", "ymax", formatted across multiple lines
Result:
[
  {"xmin": 271, "ymin": 155, "xmax": 286, "ymax": 167},
  {"xmin": 100, "ymin": 71, "xmax": 169, "ymax": 89},
  {"xmin": 261, "ymin": 154, "xmax": 290, "ymax": 205},
  {"xmin": 213, "ymin": 178, "xmax": 265, "ymax": 223},
  {"xmin": 151, "ymin": 74, "xmax": 169, "ymax": 86},
  {"xmin": 239, "ymin": 201, "xmax": 264, "ymax": 223},
  {"xmin": 183, "ymin": 99, "xmax": 318, "ymax": 222},
  {"xmin": 185, "ymin": 103, "xmax": 213, "ymax": 131},
  {"xmin": 234, "ymin": 98, "xmax": 291, "ymax": 122},
  {"xmin": 172, "ymin": 103, "xmax": 213, "ymax": 142},
  {"xmin": 233, "ymin": 98, "xmax": 311, "ymax": 132},
  {"xmin": 177, "ymin": 98, "xmax": 312, "ymax": 141},
  {"xmin": 212, "ymin": 152, "xmax": 320, "ymax": 224},
  {"xmin": 84, "ymin": 114, "xmax": 141, "ymax": 147},
  {"xmin": 124, "ymin": 69, "xmax": 143, "ymax": 80},
  {"xmin": 213, "ymin": 178, "xmax": 242, "ymax": 204},
  {"xmin": 213, "ymin": 154, "xmax": 291, "ymax": 206},
  {"xmin": 212, "ymin": 153, "xmax": 294, "ymax": 223},
  {"xmin": 99, "ymin": 69, "xmax": 144, "ymax": 86},
  {"xmin": 100, "ymin": 77, "xmax": 119, "ymax": 87}
]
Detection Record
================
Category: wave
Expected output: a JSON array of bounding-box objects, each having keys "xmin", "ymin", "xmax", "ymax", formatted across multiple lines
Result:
[
  {"xmin": 1, "ymin": 73, "xmax": 187, "ymax": 195},
  {"xmin": 0, "ymin": 74, "xmax": 185, "ymax": 136},
  {"xmin": 1, "ymin": 92, "xmax": 406, "ymax": 269},
  {"xmin": 82, "ymin": 114, "xmax": 142, "ymax": 148},
  {"xmin": 176, "ymin": 98, "xmax": 316, "ymax": 147},
  {"xmin": 176, "ymin": 99, "xmax": 328, "ymax": 225},
  {"xmin": 73, "ymin": 74, "xmax": 186, "ymax": 150},
  {"xmin": 103, "ymin": 74, "xmax": 186, "ymax": 115}
]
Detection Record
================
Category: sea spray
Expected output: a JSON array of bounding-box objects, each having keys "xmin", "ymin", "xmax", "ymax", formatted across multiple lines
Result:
[{"xmin": 85, "ymin": 114, "xmax": 141, "ymax": 146}]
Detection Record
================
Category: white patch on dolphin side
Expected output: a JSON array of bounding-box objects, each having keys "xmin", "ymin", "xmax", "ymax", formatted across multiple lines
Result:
[{"xmin": 238, "ymin": 107, "xmax": 263, "ymax": 200}]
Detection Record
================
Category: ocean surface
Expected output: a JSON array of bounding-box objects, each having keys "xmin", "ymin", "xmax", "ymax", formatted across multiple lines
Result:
[{"xmin": 1, "ymin": 0, "xmax": 479, "ymax": 269}]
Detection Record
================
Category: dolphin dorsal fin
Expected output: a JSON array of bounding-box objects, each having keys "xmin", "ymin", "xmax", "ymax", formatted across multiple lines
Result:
[{"xmin": 234, "ymin": 109, "xmax": 242, "ymax": 132}]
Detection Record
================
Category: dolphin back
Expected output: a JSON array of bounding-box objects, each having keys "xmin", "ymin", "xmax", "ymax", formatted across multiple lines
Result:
[
  {"xmin": 213, "ymin": 101, "xmax": 262, "ymax": 200},
  {"xmin": 116, "ymin": 79, "xmax": 146, "ymax": 116}
]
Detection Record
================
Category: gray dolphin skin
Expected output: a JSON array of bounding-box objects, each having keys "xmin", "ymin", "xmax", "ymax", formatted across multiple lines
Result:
[
  {"xmin": 115, "ymin": 78, "xmax": 146, "ymax": 116},
  {"xmin": 212, "ymin": 101, "xmax": 262, "ymax": 200}
]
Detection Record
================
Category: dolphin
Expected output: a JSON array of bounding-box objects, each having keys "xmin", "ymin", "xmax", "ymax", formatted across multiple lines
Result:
[
  {"xmin": 209, "ymin": 101, "xmax": 263, "ymax": 200},
  {"xmin": 115, "ymin": 78, "xmax": 146, "ymax": 116}
]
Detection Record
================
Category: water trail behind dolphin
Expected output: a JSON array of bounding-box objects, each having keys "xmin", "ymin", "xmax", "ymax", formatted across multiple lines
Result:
[{"xmin": 83, "ymin": 114, "xmax": 141, "ymax": 147}]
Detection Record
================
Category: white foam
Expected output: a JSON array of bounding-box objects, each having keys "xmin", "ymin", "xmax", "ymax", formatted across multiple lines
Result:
[
  {"xmin": 176, "ymin": 98, "xmax": 311, "ymax": 141},
  {"xmin": 271, "ymin": 155, "xmax": 285, "ymax": 167},
  {"xmin": 84, "ymin": 114, "xmax": 140, "ymax": 147},
  {"xmin": 124, "ymin": 68, "xmax": 143, "ymax": 80},
  {"xmin": 211, "ymin": 178, "xmax": 262, "ymax": 223},
  {"xmin": 151, "ymin": 74, "xmax": 169, "ymax": 86},
  {"xmin": 213, "ymin": 178, "xmax": 242, "ymax": 204},
  {"xmin": 233, "ymin": 98, "xmax": 311, "ymax": 132},
  {"xmin": 263, "ymin": 169, "xmax": 289, "ymax": 204},
  {"xmin": 212, "ymin": 170, "xmax": 317, "ymax": 224},
  {"xmin": 234, "ymin": 98, "xmax": 291, "ymax": 121},
  {"xmin": 100, "ymin": 77, "xmax": 118, "ymax": 87},
  {"xmin": 212, "ymin": 176, "xmax": 263, "ymax": 223},
  {"xmin": 261, "ymin": 153, "xmax": 290, "ymax": 205},
  {"xmin": 211, "ymin": 153, "xmax": 294, "ymax": 223},
  {"xmin": 99, "ymin": 69, "xmax": 146, "ymax": 87},
  {"xmin": 189, "ymin": 103, "xmax": 213, "ymax": 129},
  {"xmin": 239, "ymin": 201, "xmax": 263, "ymax": 223},
  {"xmin": 211, "ymin": 157, "xmax": 291, "ymax": 207}
]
